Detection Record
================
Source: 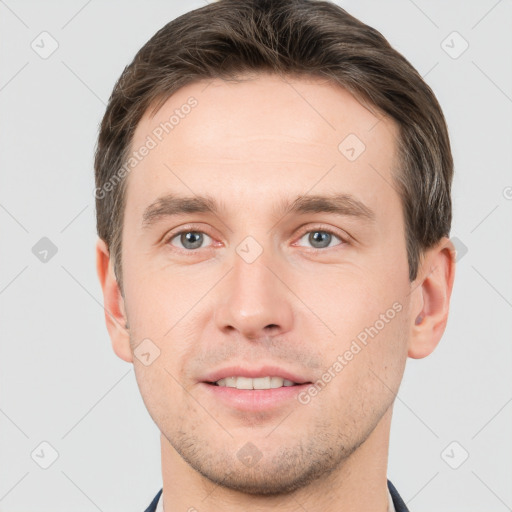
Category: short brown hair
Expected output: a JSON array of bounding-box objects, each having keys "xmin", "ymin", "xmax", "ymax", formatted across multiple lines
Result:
[{"xmin": 94, "ymin": 0, "xmax": 453, "ymax": 293}]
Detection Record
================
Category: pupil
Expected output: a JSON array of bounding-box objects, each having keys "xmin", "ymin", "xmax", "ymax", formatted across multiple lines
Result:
[
  {"xmin": 310, "ymin": 231, "xmax": 330, "ymax": 248},
  {"xmin": 182, "ymin": 232, "xmax": 203, "ymax": 249}
]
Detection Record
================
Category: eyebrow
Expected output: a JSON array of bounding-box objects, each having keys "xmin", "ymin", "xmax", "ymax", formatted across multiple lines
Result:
[{"xmin": 141, "ymin": 192, "xmax": 376, "ymax": 229}]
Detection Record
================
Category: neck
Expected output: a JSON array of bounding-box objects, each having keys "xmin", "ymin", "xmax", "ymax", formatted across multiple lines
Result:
[{"xmin": 160, "ymin": 406, "xmax": 393, "ymax": 512}]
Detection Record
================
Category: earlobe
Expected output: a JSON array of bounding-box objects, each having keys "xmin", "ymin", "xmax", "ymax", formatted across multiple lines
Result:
[
  {"xmin": 408, "ymin": 237, "xmax": 456, "ymax": 359},
  {"xmin": 95, "ymin": 238, "xmax": 133, "ymax": 363}
]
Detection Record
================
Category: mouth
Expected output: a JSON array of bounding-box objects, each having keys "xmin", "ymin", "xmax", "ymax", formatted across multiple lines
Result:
[
  {"xmin": 206, "ymin": 376, "xmax": 307, "ymax": 389},
  {"xmin": 199, "ymin": 368, "xmax": 313, "ymax": 412}
]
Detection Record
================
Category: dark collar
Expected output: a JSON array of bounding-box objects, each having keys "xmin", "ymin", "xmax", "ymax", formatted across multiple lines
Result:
[
  {"xmin": 143, "ymin": 488, "xmax": 162, "ymax": 512},
  {"xmin": 388, "ymin": 479, "xmax": 410, "ymax": 511}
]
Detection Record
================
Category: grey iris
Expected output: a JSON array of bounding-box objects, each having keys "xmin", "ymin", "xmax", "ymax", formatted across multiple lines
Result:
[
  {"xmin": 309, "ymin": 231, "xmax": 331, "ymax": 248},
  {"xmin": 181, "ymin": 232, "xmax": 204, "ymax": 249}
]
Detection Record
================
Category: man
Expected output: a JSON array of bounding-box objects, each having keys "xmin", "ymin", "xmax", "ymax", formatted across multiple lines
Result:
[{"xmin": 94, "ymin": 1, "xmax": 456, "ymax": 510}]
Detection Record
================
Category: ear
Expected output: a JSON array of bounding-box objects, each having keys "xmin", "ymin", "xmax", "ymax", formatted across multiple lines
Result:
[
  {"xmin": 95, "ymin": 238, "xmax": 133, "ymax": 363},
  {"xmin": 408, "ymin": 237, "xmax": 456, "ymax": 359}
]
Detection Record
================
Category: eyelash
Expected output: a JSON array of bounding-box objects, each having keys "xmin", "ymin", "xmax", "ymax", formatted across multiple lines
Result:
[{"xmin": 164, "ymin": 224, "xmax": 348, "ymax": 254}]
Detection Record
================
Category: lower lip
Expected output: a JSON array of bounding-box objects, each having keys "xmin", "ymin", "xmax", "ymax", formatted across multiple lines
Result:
[{"xmin": 199, "ymin": 382, "xmax": 311, "ymax": 412}]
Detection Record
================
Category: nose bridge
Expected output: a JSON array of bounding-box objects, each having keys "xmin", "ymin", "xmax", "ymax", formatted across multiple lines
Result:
[{"xmin": 214, "ymin": 239, "xmax": 294, "ymax": 339}]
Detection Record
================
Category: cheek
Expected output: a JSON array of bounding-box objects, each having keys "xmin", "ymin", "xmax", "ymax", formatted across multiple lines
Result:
[
  {"xmin": 122, "ymin": 258, "xmax": 201, "ymax": 341},
  {"xmin": 353, "ymin": 303, "xmax": 409, "ymax": 398},
  {"xmin": 291, "ymin": 261, "xmax": 404, "ymax": 337},
  {"xmin": 323, "ymin": 312, "xmax": 408, "ymax": 426},
  {"xmin": 132, "ymin": 349, "xmax": 192, "ymax": 429},
  {"xmin": 309, "ymin": 272, "xmax": 409, "ymax": 398}
]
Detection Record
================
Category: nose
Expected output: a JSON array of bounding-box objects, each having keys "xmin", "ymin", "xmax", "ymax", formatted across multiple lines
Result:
[{"xmin": 214, "ymin": 248, "xmax": 294, "ymax": 340}]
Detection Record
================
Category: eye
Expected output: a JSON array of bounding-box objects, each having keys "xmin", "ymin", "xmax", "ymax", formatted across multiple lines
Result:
[
  {"xmin": 168, "ymin": 230, "xmax": 213, "ymax": 251},
  {"xmin": 294, "ymin": 227, "xmax": 346, "ymax": 250},
  {"xmin": 165, "ymin": 226, "xmax": 346, "ymax": 253}
]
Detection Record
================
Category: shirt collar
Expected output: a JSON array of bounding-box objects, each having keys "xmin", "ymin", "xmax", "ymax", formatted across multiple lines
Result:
[
  {"xmin": 155, "ymin": 491, "xmax": 164, "ymax": 512},
  {"xmin": 388, "ymin": 486, "xmax": 396, "ymax": 512}
]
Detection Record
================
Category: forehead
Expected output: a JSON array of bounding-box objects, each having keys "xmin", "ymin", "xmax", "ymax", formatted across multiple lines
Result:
[{"xmin": 126, "ymin": 74, "xmax": 401, "ymax": 222}]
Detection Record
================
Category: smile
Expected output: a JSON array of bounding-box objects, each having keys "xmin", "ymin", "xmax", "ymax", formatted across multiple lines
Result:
[{"xmin": 213, "ymin": 376, "xmax": 300, "ymax": 389}]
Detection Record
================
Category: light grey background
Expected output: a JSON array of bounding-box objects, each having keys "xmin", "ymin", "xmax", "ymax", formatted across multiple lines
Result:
[{"xmin": 1, "ymin": 0, "xmax": 511, "ymax": 511}]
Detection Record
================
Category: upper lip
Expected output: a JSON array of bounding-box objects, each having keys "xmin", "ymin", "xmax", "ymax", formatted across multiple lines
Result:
[{"xmin": 201, "ymin": 365, "xmax": 312, "ymax": 384}]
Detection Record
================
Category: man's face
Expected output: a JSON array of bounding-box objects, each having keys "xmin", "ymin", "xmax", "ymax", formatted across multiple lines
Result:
[{"xmin": 119, "ymin": 74, "xmax": 413, "ymax": 494}]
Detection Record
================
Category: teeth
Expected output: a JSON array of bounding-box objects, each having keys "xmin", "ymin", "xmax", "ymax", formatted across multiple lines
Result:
[
  {"xmin": 253, "ymin": 377, "xmax": 270, "ymax": 389},
  {"xmin": 236, "ymin": 376, "xmax": 253, "ymax": 390},
  {"xmin": 214, "ymin": 376, "xmax": 298, "ymax": 390},
  {"xmin": 270, "ymin": 376, "xmax": 284, "ymax": 388}
]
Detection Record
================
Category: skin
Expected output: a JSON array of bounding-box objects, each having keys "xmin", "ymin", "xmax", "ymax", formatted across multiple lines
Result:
[{"xmin": 96, "ymin": 73, "xmax": 455, "ymax": 511}]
